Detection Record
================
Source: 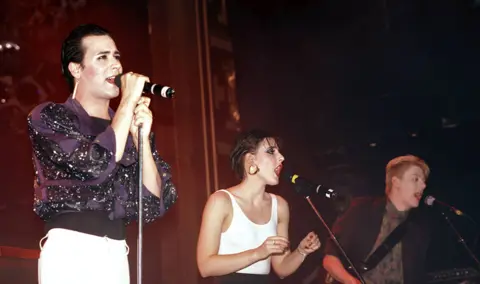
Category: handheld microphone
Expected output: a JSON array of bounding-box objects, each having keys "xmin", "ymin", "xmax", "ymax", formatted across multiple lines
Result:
[
  {"xmin": 424, "ymin": 195, "xmax": 464, "ymax": 216},
  {"xmin": 114, "ymin": 74, "xmax": 175, "ymax": 98},
  {"xmin": 281, "ymin": 170, "xmax": 337, "ymax": 199}
]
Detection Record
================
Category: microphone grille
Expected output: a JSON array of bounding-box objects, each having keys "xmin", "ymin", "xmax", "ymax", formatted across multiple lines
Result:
[
  {"xmin": 424, "ymin": 195, "xmax": 435, "ymax": 206},
  {"xmin": 280, "ymin": 169, "xmax": 293, "ymax": 182},
  {"xmin": 114, "ymin": 74, "xmax": 122, "ymax": 88}
]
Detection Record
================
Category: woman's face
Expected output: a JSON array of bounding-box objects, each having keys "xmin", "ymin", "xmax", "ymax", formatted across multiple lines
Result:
[{"xmin": 248, "ymin": 138, "xmax": 285, "ymax": 186}]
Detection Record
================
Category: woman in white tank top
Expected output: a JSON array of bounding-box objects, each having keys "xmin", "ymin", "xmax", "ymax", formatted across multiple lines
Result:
[{"xmin": 196, "ymin": 130, "xmax": 322, "ymax": 284}]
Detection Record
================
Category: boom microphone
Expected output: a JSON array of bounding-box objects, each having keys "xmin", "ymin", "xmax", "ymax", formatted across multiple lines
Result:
[
  {"xmin": 424, "ymin": 195, "xmax": 464, "ymax": 216},
  {"xmin": 114, "ymin": 74, "xmax": 175, "ymax": 98}
]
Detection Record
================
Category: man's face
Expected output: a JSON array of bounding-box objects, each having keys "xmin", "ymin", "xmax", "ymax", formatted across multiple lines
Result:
[
  {"xmin": 75, "ymin": 35, "xmax": 122, "ymax": 99},
  {"xmin": 393, "ymin": 165, "xmax": 427, "ymax": 210}
]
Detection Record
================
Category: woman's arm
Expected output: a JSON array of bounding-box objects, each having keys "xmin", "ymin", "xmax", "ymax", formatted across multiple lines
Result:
[{"xmin": 196, "ymin": 191, "xmax": 264, "ymax": 277}]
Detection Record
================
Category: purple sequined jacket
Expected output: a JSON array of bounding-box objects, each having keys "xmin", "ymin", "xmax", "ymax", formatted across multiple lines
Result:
[{"xmin": 27, "ymin": 96, "xmax": 177, "ymax": 224}]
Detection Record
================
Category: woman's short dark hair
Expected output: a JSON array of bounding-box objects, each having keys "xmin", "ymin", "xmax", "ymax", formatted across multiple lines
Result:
[
  {"xmin": 61, "ymin": 24, "xmax": 111, "ymax": 92},
  {"xmin": 229, "ymin": 129, "xmax": 280, "ymax": 179}
]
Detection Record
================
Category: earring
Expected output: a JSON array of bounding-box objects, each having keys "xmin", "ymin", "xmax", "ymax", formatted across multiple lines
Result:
[
  {"xmin": 248, "ymin": 165, "xmax": 259, "ymax": 175},
  {"xmin": 72, "ymin": 81, "xmax": 79, "ymax": 99}
]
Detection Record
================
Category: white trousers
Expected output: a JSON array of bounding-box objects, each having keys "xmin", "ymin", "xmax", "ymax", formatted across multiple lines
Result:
[{"xmin": 38, "ymin": 228, "xmax": 130, "ymax": 284}]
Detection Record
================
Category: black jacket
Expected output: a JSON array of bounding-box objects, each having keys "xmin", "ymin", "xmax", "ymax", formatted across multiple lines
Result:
[{"xmin": 324, "ymin": 196, "xmax": 431, "ymax": 284}]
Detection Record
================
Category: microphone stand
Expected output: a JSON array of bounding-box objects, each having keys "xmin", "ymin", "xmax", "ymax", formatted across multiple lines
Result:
[
  {"xmin": 302, "ymin": 192, "xmax": 367, "ymax": 284},
  {"xmin": 441, "ymin": 210, "xmax": 480, "ymax": 270},
  {"xmin": 137, "ymin": 124, "xmax": 144, "ymax": 284}
]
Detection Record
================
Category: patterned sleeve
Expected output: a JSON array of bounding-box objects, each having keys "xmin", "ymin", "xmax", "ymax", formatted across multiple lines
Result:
[
  {"xmin": 28, "ymin": 102, "xmax": 117, "ymax": 182},
  {"xmin": 122, "ymin": 132, "xmax": 178, "ymax": 224}
]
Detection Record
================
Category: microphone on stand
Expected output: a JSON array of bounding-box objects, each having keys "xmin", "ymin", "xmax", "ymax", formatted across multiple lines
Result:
[
  {"xmin": 114, "ymin": 74, "xmax": 175, "ymax": 98},
  {"xmin": 281, "ymin": 170, "xmax": 338, "ymax": 199},
  {"xmin": 424, "ymin": 195, "xmax": 464, "ymax": 216},
  {"xmin": 281, "ymin": 170, "xmax": 351, "ymax": 213},
  {"xmin": 113, "ymin": 73, "xmax": 174, "ymax": 284}
]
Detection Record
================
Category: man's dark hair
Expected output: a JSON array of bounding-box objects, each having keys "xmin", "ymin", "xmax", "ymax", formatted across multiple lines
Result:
[
  {"xmin": 61, "ymin": 24, "xmax": 111, "ymax": 92},
  {"xmin": 229, "ymin": 129, "xmax": 280, "ymax": 180}
]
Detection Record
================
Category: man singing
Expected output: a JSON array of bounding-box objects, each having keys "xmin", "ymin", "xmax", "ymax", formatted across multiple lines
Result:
[
  {"xmin": 27, "ymin": 24, "xmax": 177, "ymax": 284},
  {"xmin": 323, "ymin": 155, "xmax": 432, "ymax": 284}
]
